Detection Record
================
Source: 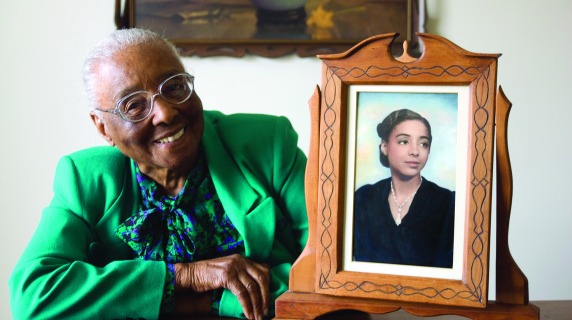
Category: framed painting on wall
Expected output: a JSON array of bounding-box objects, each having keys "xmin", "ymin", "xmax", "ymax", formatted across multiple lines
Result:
[{"xmin": 115, "ymin": 0, "xmax": 423, "ymax": 57}]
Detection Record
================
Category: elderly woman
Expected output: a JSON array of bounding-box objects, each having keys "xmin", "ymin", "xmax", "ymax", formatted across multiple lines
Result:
[
  {"xmin": 353, "ymin": 109, "xmax": 454, "ymax": 268},
  {"xmin": 9, "ymin": 29, "xmax": 308, "ymax": 319}
]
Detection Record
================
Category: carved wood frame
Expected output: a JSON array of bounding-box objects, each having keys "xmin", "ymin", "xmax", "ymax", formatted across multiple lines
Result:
[
  {"xmin": 309, "ymin": 33, "xmax": 498, "ymax": 308},
  {"xmin": 277, "ymin": 32, "xmax": 539, "ymax": 320}
]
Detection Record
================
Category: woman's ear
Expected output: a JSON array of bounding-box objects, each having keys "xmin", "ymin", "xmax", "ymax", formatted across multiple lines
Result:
[
  {"xmin": 90, "ymin": 111, "xmax": 115, "ymax": 146},
  {"xmin": 380, "ymin": 140, "xmax": 388, "ymax": 156}
]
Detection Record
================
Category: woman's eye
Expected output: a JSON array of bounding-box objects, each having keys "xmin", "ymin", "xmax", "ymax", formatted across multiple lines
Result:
[
  {"xmin": 398, "ymin": 140, "xmax": 408, "ymax": 145},
  {"xmin": 123, "ymin": 98, "xmax": 148, "ymax": 114},
  {"xmin": 163, "ymin": 82, "xmax": 187, "ymax": 99}
]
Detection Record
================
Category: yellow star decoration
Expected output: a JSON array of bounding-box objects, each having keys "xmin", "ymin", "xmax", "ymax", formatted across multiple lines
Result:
[{"xmin": 306, "ymin": 5, "xmax": 334, "ymax": 28}]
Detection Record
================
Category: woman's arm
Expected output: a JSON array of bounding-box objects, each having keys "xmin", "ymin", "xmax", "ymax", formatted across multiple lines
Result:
[{"xmin": 9, "ymin": 152, "xmax": 167, "ymax": 319}]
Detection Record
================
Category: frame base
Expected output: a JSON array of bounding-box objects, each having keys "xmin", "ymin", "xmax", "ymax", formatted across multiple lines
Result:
[{"xmin": 274, "ymin": 292, "xmax": 540, "ymax": 320}]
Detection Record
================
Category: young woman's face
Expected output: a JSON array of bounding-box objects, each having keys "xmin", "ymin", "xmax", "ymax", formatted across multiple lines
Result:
[{"xmin": 381, "ymin": 119, "xmax": 431, "ymax": 179}]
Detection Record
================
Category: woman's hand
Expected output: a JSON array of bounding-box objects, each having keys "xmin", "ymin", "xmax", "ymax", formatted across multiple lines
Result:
[{"xmin": 174, "ymin": 254, "xmax": 270, "ymax": 320}]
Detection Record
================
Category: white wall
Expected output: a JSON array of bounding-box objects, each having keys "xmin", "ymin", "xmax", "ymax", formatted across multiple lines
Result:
[
  {"xmin": 1, "ymin": 1, "xmax": 570, "ymax": 318},
  {"xmin": 425, "ymin": 0, "xmax": 572, "ymax": 303}
]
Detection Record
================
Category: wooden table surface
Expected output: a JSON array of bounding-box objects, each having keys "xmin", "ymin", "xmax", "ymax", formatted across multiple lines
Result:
[{"xmin": 163, "ymin": 300, "xmax": 569, "ymax": 319}]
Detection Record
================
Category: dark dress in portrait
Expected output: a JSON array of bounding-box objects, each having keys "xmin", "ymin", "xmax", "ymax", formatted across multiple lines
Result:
[{"xmin": 353, "ymin": 177, "xmax": 455, "ymax": 268}]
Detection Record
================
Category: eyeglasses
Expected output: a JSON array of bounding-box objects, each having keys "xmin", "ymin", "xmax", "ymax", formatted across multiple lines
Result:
[{"xmin": 96, "ymin": 73, "xmax": 194, "ymax": 123}]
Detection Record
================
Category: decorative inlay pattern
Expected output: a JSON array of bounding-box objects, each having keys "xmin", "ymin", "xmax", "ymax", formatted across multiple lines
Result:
[{"xmin": 318, "ymin": 63, "xmax": 493, "ymax": 304}]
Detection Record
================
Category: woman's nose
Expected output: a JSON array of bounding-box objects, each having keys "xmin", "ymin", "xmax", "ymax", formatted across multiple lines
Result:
[
  {"xmin": 150, "ymin": 95, "xmax": 178, "ymax": 125},
  {"xmin": 409, "ymin": 144, "xmax": 419, "ymax": 156}
]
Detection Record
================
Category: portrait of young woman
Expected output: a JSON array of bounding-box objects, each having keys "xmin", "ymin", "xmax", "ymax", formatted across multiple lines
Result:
[
  {"xmin": 352, "ymin": 108, "xmax": 455, "ymax": 268},
  {"xmin": 344, "ymin": 87, "xmax": 467, "ymax": 276}
]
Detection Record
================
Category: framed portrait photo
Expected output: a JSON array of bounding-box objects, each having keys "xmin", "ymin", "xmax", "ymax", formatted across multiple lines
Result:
[
  {"xmin": 304, "ymin": 33, "xmax": 500, "ymax": 308},
  {"xmin": 343, "ymin": 84, "xmax": 470, "ymax": 281}
]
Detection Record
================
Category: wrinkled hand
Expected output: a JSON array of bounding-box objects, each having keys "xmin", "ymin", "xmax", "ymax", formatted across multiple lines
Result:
[{"xmin": 174, "ymin": 254, "xmax": 270, "ymax": 320}]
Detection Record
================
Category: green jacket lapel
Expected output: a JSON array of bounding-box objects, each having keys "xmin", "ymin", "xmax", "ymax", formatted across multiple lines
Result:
[{"xmin": 201, "ymin": 111, "xmax": 276, "ymax": 261}]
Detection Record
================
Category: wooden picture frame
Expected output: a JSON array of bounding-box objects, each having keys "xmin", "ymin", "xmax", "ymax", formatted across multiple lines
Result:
[
  {"xmin": 309, "ymin": 33, "xmax": 497, "ymax": 308},
  {"xmin": 275, "ymin": 33, "xmax": 542, "ymax": 320},
  {"xmin": 115, "ymin": 0, "xmax": 422, "ymax": 57}
]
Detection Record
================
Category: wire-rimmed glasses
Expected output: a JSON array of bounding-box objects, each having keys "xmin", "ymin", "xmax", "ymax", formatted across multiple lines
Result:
[{"xmin": 96, "ymin": 73, "xmax": 194, "ymax": 123}]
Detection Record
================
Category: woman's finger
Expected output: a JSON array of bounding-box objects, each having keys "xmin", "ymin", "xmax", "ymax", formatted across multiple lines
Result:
[
  {"xmin": 240, "ymin": 272, "xmax": 265, "ymax": 319},
  {"xmin": 227, "ymin": 257, "xmax": 268, "ymax": 319},
  {"xmin": 247, "ymin": 263, "xmax": 270, "ymax": 316},
  {"xmin": 226, "ymin": 276, "xmax": 255, "ymax": 319}
]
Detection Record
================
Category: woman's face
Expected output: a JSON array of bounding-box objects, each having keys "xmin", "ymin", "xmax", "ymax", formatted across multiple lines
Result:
[
  {"xmin": 91, "ymin": 42, "xmax": 204, "ymax": 174},
  {"xmin": 381, "ymin": 119, "xmax": 431, "ymax": 179}
]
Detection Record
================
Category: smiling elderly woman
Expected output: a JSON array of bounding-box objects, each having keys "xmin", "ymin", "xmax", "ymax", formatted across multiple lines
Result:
[{"xmin": 9, "ymin": 29, "xmax": 308, "ymax": 320}]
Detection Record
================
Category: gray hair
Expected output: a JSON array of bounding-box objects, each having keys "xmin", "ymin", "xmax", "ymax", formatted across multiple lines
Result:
[{"xmin": 82, "ymin": 28, "xmax": 181, "ymax": 110}]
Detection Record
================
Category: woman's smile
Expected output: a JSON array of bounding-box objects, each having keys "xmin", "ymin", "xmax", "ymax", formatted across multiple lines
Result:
[{"xmin": 156, "ymin": 126, "xmax": 185, "ymax": 144}]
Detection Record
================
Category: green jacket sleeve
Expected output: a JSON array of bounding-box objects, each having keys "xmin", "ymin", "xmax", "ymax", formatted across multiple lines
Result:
[
  {"xmin": 204, "ymin": 114, "xmax": 308, "ymax": 318},
  {"xmin": 9, "ymin": 150, "xmax": 167, "ymax": 319}
]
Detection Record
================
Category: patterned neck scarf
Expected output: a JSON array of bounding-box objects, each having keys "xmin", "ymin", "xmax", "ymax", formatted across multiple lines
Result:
[{"xmin": 116, "ymin": 150, "xmax": 243, "ymax": 263}]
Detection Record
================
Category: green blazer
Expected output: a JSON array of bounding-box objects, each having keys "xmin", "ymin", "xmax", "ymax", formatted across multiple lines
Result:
[{"xmin": 9, "ymin": 111, "xmax": 308, "ymax": 319}]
